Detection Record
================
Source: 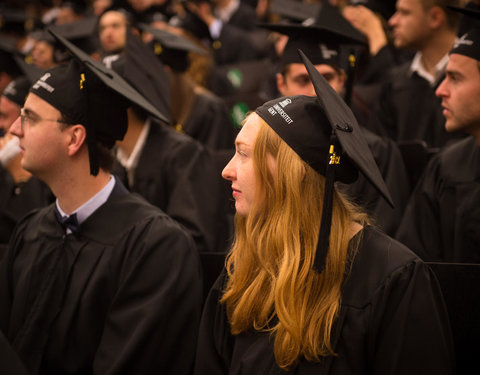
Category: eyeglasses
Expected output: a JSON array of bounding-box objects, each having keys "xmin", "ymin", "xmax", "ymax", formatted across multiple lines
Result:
[{"xmin": 20, "ymin": 108, "xmax": 70, "ymax": 131}]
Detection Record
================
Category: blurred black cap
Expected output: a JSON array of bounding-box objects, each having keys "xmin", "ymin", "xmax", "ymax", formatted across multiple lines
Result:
[
  {"xmin": 448, "ymin": 5, "xmax": 480, "ymax": 61},
  {"xmin": 2, "ymin": 56, "xmax": 44, "ymax": 106},
  {"xmin": 0, "ymin": 37, "xmax": 23, "ymax": 78},
  {"xmin": 268, "ymin": 0, "xmax": 321, "ymax": 22},
  {"xmin": 139, "ymin": 23, "xmax": 207, "ymax": 72}
]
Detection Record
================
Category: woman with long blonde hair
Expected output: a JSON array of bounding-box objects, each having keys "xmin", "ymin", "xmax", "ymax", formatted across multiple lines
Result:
[{"xmin": 194, "ymin": 56, "xmax": 454, "ymax": 375}]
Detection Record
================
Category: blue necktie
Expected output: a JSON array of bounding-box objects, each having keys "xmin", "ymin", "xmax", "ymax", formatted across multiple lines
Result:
[{"xmin": 54, "ymin": 207, "xmax": 80, "ymax": 234}]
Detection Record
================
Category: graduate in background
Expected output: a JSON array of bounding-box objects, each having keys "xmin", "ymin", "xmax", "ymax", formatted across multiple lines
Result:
[
  {"xmin": 396, "ymin": 6, "xmax": 480, "ymax": 262},
  {"xmin": 0, "ymin": 57, "xmax": 53, "ymax": 255},
  {"xmin": 368, "ymin": 0, "xmax": 465, "ymax": 148},
  {"xmin": 194, "ymin": 51, "xmax": 454, "ymax": 375},
  {"xmin": 0, "ymin": 31, "xmax": 202, "ymax": 375}
]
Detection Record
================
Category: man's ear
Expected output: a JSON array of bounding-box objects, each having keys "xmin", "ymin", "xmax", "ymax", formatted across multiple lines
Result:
[
  {"xmin": 428, "ymin": 6, "xmax": 445, "ymax": 30},
  {"xmin": 66, "ymin": 124, "xmax": 87, "ymax": 156},
  {"xmin": 276, "ymin": 72, "xmax": 287, "ymax": 96}
]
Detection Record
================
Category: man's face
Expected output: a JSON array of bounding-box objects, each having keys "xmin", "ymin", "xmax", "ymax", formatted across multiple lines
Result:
[
  {"xmin": 277, "ymin": 63, "xmax": 346, "ymax": 96},
  {"xmin": 98, "ymin": 11, "xmax": 128, "ymax": 54},
  {"xmin": 388, "ymin": 0, "xmax": 432, "ymax": 50},
  {"xmin": 0, "ymin": 96, "xmax": 20, "ymax": 133},
  {"xmin": 9, "ymin": 93, "xmax": 70, "ymax": 178},
  {"xmin": 436, "ymin": 54, "xmax": 480, "ymax": 135}
]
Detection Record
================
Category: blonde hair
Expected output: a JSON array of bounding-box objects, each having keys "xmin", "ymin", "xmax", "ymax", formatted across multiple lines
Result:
[{"xmin": 221, "ymin": 115, "xmax": 369, "ymax": 369}]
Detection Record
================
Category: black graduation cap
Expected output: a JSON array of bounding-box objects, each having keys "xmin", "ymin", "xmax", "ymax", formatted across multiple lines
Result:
[
  {"xmin": 448, "ymin": 5, "xmax": 480, "ymax": 61},
  {"xmin": 255, "ymin": 50, "xmax": 393, "ymax": 273},
  {"xmin": 60, "ymin": 0, "xmax": 89, "ymax": 15},
  {"xmin": 28, "ymin": 29, "xmax": 168, "ymax": 175},
  {"xmin": 260, "ymin": 2, "xmax": 366, "ymax": 47},
  {"xmin": 48, "ymin": 17, "xmax": 100, "ymax": 55},
  {"xmin": 0, "ymin": 37, "xmax": 23, "ymax": 77},
  {"xmin": 107, "ymin": 29, "xmax": 171, "ymax": 123},
  {"xmin": 0, "ymin": 6, "xmax": 40, "ymax": 36},
  {"xmin": 139, "ymin": 23, "xmax": 207, "ymax": 72},
  {"xmin": 348, "ymin": 0, "xmax": 397, "ymax": 20},
  {"xmin": 268, "ymin": 0, "xmax": 321, "ymax": 22},
  {"xmin": 2, "ymin": 56, "xmax": 43, "ymax": 107}
]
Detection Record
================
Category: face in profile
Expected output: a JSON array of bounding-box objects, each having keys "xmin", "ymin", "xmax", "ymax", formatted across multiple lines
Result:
[
  {"xmin": 436, "ymin": 54, "xmax": 480, "ymax": 135},
  {"xmin": 222, "ymin": 113, "xmax": 262, "ymax": 217},
  {"xmin": 9, "ymin": 93, "xmax": 69, "ymax": 179},
  {"xmin": 388, "ymin": 0, "xmax": 432, "ymax": 50}
]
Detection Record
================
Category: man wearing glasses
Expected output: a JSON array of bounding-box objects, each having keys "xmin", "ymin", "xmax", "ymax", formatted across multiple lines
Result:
[{"xmin": 0, "ymin": 40, "xmax": 202, "ymax": 374}]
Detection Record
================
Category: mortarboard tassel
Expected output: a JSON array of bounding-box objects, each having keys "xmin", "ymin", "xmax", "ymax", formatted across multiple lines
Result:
[{"xmin": 313, "ymin": 132, "xmax": 340, "ymax": 273}]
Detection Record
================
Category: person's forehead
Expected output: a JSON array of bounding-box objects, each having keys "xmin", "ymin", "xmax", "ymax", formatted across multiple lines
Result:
[
  {"xmin": 448, "ymin": 53, "xmax": 480, "ymax": 76},
  {"xmin": 287, "ymin": 63, "xmax": 336, "ymax": 75},
  {"xmin": 0, "ymin": 95, "xmax": 20, "ymax": 112},
  {"xmin": 24, "ymin": 93, "xmax": 62, "ymax": 117},
  {"xmin": 99, "ymin": 11, "xmax": 127, "ymax": 26},
  {"xmin": 236, "ymin": 114, "xmax": 261, "ymax": 146}
]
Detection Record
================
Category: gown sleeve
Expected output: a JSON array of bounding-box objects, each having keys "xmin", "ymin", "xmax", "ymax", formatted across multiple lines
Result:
[
  {"xmin": 367, "ymin": 259, "xmax": 454, "ymax": 375},
  {"xmin": 93, "ymin": 217, "xmax": 203, "ymax": 375}
]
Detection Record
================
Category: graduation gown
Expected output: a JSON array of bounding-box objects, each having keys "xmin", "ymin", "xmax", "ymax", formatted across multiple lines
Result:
[
  {"xmin": 395, "ymin": 136, "xmax": 480, "ymax": 262},
  {"xmin": 368, "ymin": 61, "xmax": 463, "ymax": 148},
  {"xmin": 0, "ymin": 167, "xmax": 53, "ymax": 258},
  {"xmin": 339, "ymin": 128, "xmax": 411, "ymax": 236},
  {"xmin": 194, "ymin": 226, "xmax": 454, "ymax": 375},
  {"xmin": 0, "ymin": 181, "xmax": 203, "ymax": 375},
  {"xmin": 115, "ymin": 120, "xmax": 234, "ymax": 254},
  {"xmin": 181, "ymin": 89, "xmax": 238, "ymax": 150}
]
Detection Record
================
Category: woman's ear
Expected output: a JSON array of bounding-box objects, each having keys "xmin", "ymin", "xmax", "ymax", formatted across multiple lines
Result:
[{"xmin": 66, "ymin": 124, "xmax": 87, "ymax": 156}]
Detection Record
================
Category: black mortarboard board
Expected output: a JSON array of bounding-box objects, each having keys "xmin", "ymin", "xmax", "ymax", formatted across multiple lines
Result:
[
  {"xmin": 448, "ymin": 5, "xmax": 480, "ymax": 61},
  {"xmin": 348, "ymin": 0, "xmax": 396, "ymax": 20},
  {"xmin": 260, "ymin": 2, "xmax": 366, "ymax": 47},
  {"xmin": 259, "ymin": 1, "xmax": 366, "ymax": 71},
  {"xmin": 108, "ymin": 30, "xmax": 171, "ymax": 122},
  {"xmin": 29, "ymin": 29, "xmax": 168, "ymax": 175},
  {"xmin": 48, "ymin": 17, "xmax": 100, "ymax": 55},
  {"xmin": 139, "ymin": 23, "xmax": 207, "ymax": 72},
  {"xmin": 255, "ymin": 50, "xmax": 392, "ymax": 273},
  {"xmin": 0, "ymin": 6, "xmax": 40, "ymax": 36},
  {"xmin": 268, "ymin": 0, "xmax": 321, "ymax": 22},
  {"xmin": 2, "ymin": 56, "xmax": 43, "ymax": 107},
  {"xmin": 61, "ymin": 0, "xmax": 89, "ymax": 15},
  {"xmin": 0, "ymin": 37, "xmax": 22, "ymax": 78},
  {"xmin": 168, "ymin": 9, "xmax": 211, "ymax": 41}
]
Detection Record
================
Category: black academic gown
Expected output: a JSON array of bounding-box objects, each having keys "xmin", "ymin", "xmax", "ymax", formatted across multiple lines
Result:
[
  {"xmin": 181, "ymin": 89, "xmax": 238, "ymax": 150},
  {"xmin": 0, "ymin": 168, "xmax": 53, "ymax": 259},
  {"xmin": 194, "ymin": 226, "xmax": 454, "ymax": 375},
  {"xmin": 395, "ymin": 136, "xmax": 480, "ymax": 262},
  {"xmin": 368, "ymin": 62, "xmax": 463, "ymax": 148},
  {"xmin": 339, "ymin": 128, "xmax": 411, "ymax": 236},
  {"xmin": 0, "ymin": 180, "xmax": 203, "ymax": 375},
  {"xmin": 115, "ymin": 120, "xmax": 234, "ymax": 254}
]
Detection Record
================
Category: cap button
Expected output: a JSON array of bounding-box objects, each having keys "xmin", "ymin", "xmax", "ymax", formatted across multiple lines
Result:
[{"xmin": 335, "ymin": 123, "xmax": 353, "ymax": 132}]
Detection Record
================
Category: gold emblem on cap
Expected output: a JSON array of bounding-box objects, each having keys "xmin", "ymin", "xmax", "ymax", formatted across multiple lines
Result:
[
  {"xmin": 80, "ymin": 73, "xmax": 86, "ymax": 89},
  {"xmin": 154, "ymin": 43, "xmax": 163, "ymax": 55},
  {"xmin": 329, "ymin": 145, "xmax": 340, "ymax": 165},
  {"xmin": 212, "ymin": 40, "xmax": 222, "ymax": 50}
]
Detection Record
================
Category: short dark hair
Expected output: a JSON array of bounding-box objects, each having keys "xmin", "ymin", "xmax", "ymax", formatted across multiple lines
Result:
[{"xmin": 59, "ymin": 112, "xmax": 115, "ymax": 173}]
